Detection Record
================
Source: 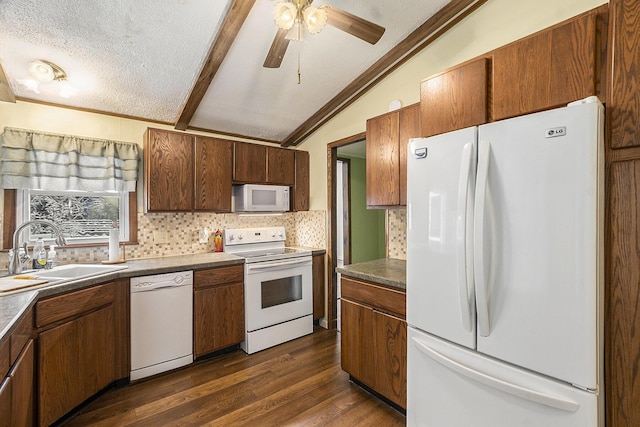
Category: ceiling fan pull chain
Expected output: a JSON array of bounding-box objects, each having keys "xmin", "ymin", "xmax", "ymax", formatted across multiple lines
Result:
[{"xmin": 297, "ymin": 22, "xmax": 302, "ymax": 84}]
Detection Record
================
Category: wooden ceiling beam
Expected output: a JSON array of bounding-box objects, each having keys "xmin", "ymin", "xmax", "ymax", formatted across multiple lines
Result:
[
  {"xmin": 175, "ymin": 0, "xmax": 256, "ymax": 131},
  {"xmin": 281, "ymin": 0, "xmax": 488, "ymax": 147},
  {"xmin": 0, "ymin": 61, "xmax": 16, "ymax": 103}
]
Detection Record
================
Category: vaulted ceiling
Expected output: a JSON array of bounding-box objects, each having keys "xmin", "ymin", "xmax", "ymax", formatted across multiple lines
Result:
[{"xmin": 0, "ymin": 0, "xmax": 486, "ymax": 146}]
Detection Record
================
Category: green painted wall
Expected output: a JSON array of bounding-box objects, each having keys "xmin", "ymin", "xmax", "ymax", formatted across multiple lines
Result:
[{"xmin": 342, "ymin": 156, "xmax": 386, "ymax": 263}]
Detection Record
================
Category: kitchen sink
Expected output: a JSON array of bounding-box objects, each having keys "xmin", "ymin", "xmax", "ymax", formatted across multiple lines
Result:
[
  {"xmin": 0, "ymin": 263, "xmax": 129, "ymax": 295},
  {"xmin": 32, "ymin": 263, "xmax": 128, "ymax": 281}
]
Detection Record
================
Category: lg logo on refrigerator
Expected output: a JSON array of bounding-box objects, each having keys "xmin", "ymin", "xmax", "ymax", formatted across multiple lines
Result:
[{"xmin": 545, "ymin": 126, "xmax": 566, "ymax": 138}]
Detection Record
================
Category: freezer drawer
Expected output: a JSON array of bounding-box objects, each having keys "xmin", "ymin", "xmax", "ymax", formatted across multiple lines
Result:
[{"xmin": 407, "ymin": 327, "xmax": 601, "ymax": 427}]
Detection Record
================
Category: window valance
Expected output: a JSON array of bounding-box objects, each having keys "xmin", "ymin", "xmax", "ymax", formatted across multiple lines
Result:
[{"xmin": 0, "ymin": 127, "xmax": 139, "ymax": 192}]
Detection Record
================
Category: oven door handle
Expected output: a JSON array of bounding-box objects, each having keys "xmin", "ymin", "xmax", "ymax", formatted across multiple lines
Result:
[{"xmin": 246, "ymin": 258, "xmax": 312, "ymax": 273}]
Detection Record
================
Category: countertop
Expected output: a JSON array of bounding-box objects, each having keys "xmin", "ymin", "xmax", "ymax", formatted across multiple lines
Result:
[
  {"xmin": 336, "ymin": 258, "xmax": 406, "ymax": 290},
  {"xmin": 0, "ymin": 248, "xmax": 326, "ymax": 347}
]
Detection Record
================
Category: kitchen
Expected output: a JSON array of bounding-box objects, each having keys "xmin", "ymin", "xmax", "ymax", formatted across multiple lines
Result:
[{"xmin": 1, "ymin": 0, "xmax": 639, "ymax": 425}]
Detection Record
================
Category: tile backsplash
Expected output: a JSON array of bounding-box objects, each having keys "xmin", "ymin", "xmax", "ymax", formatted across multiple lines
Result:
[
  {"xmin": 387, "ymin": 209, "xmax": 407, "ymax": 260},
  {"xmin": 1, "ymin": 210, "xmax": 326, "ymax": 268}
]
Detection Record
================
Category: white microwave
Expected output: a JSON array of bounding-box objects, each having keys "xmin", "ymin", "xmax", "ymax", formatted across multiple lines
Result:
[{"xmin": 233, "ymin": 184, "xmax": 290, "ymax": 212}]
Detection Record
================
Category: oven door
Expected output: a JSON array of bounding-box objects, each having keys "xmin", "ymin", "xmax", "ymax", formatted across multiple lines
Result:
[{"xmin": 245, "ymin": 256, "xmax": 313, "ymax": 331}]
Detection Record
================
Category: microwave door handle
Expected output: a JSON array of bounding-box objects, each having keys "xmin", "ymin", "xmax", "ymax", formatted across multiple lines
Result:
[{"xmin": 247, "ymin": 258, "xmax": 312, "ymax": 272}]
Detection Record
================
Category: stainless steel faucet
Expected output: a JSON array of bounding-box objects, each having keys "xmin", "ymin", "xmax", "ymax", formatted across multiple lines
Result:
[{"xmin": 8, "ymin": 220, "xmax": 67, "ymax": 275}]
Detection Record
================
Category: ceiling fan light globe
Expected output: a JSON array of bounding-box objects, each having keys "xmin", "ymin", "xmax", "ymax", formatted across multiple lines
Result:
[
  {"xmin": 303, "ymin": 6, "xmax": 327, "ymax": 34},
  {"xmin": 273, "ymin": 2, "xmax": 297, "ymax": 31}
]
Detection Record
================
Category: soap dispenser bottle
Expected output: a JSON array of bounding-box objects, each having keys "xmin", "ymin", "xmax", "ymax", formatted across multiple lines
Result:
[
  {"xmin": 33, "ymin": 238, "xmax": 46, "ymax": 269},
  {"xmin": 46, "ymin": 245, "xmax": 57, "ymax": 269}
]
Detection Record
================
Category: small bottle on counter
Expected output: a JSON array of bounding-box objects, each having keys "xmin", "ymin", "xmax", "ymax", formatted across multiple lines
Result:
[
  {"xmin": 214, "ymin": 229, "xmax": 223, "ymax": 252},
  {"xmin": 32, "ymin": 238, "xmax": 46, "ymax": 269},
  {"xmin": 46, "ymin": 245, "xmax": 57, "ymax": 269}
]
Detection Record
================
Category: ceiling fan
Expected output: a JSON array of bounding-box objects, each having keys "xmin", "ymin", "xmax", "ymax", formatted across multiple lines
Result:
[{"xmin": 264, "ymin": 0, "xmax": 386, "ymax": 69}]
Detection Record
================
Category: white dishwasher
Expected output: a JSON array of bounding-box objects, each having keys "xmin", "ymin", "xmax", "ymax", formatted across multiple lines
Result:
[{"xmin": 130, "ymin": 270, "xmax": 193, "ymax": 381}]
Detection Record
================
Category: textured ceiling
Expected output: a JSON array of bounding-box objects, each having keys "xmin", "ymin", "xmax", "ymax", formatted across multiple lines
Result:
[
  {"xmin": 190, "ymin": 0, "xmax": 450, "ymax": 141},
  {"xmin": 0, "ymin": 0, "xmax": 231, "ymax": 121},
  {"xmin": 0, "ymin": 0, "xmax": 456, "ymax": 143}
]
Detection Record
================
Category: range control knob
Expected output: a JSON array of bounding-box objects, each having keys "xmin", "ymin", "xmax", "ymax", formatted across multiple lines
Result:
[{"xmin": 228, "ymin": 234, "xmax": 235, "ymax": 241}]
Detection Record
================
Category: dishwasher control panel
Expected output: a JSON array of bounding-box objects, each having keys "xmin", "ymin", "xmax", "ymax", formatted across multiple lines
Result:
[{"xmin": 130, "ymin": 270, "xmax": 193, "ymax": 292}]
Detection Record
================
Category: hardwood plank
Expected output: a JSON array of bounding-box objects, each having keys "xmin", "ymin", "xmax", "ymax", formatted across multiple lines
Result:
[{"xmin": 64, "ymin": 328, "xmax": 405, "ymax": 426}]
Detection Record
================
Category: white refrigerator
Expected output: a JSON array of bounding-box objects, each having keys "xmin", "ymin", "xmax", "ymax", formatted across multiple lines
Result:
[{"xmin": 406, "ymin": 96, "xmax": 604, "ymax": 426}]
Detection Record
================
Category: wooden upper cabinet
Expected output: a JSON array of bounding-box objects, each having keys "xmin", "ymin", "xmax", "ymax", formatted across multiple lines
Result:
[
  {"xmin": 145, "ymin": 128, "xmax": 194, "ymax": 212},
  {"xmin": 492, "ymin": 11, "xmax": 597, "ymax": 121},
  {"xmin": 609, "ymin": 0, "xmax": 640, "ymax": 149},
  {"xmin": 367, "ymin": 111, "xmax": 400, "ymax": 207},
  {"xmin": 233, "ymin": 142, "xmax": 266, "ymax": 183},
  {"xmin": 266, "ymin": 147, "xmax": 295, "ymax": 186},
  {"xmin": 399, "ymin": 104, "xmax": 421, "ymax": 206},
  {"xmin": 420, "ymin": 58, "xmax": 488, "ymax": 138},
  {"xmin": 194, "ymin": 137, "xmax": 233, "ymax": 212},
  {"xmin": 293, "ymin": 150, "xmax": 310, "ymax": 211},
  {"xmin": 366, "ymin": 103, "xmax": 420, "ymax": 207}
]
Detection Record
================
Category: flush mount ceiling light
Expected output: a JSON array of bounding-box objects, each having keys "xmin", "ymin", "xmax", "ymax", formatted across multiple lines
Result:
[
  {"xmin": 28, "ymin": 60, "xmax": 67, "ymax": 82},
  {"xmin": 19, "ymin": 59, "xmax": 75, "ymax": 97}
]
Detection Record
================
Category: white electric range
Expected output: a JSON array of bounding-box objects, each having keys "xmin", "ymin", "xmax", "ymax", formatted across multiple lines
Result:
[{"xmin": 224, "ymin": 226, "xmax": 313, "ymax": 354}]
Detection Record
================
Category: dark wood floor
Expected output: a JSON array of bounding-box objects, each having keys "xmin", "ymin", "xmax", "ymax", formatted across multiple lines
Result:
[{"xmin": 63, "ymin": 328, "xmax": 406, "ymax": 426}]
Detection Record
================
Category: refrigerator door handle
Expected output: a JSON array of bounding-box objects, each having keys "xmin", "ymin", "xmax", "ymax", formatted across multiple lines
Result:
[
  {"xmin": 456, "ymin": 141, "xmax": 474, "ymax": 332},
  {"xmin": 474, "ymin": 140, "xmax": 491, "ymax": 336},
  {"xmin": 412, "ymin": 336, "xmax": 581, "ymax": 413}
]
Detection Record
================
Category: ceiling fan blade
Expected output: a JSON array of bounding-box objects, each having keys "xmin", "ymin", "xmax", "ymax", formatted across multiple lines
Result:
[
  {"xmin": 324, "ymin": 5, "xmax": 385, "ymax": 45},
  {"xmin": 0, "ymin": 62, "xmax": 16, "ymax": 103},
  {"xmin": 264, "ymin": 28, "xmax": 290, "ymax": 68}
]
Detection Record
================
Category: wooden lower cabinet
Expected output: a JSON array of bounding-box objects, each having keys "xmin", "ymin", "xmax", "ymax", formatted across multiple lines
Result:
[
  {"xmin": 0, "ymin": 338, "xmax": 35, "ymax": 427},
  {"xmin": 38, "ymin": 306, "xmax": 116, "ymax": 426},
  {"xmin": 372, "ymin": 310, "xmax": 406, "ymax": 408},
  {"xmin": 194, "ymin": 265, "xmax": 245, "ymax": 358},
  {"xmin": 9, "ymin": 339, "xmax": 34, "ymax": 427},
  {"xmin": 36, "ymin": 281, "xmax": 124, "ymax": 427},
  {"xmin": 340, "ymin": 276, "xmax": 407, "ymax": 409},
  {"xmin": 0, "ymin": 375, "xmax": 10, "ymax": 427},
  {"xmin": 0, "ymin": 308, "xmax": 34, "ymax": 427},
  {"xmin": 341, "ymin": 299, "xmax": 375, "ymax": 387}
]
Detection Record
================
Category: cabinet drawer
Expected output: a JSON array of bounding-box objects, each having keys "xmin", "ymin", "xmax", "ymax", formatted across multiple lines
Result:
[
  {"xmin": 36, "ymin": 282, "xmax": 115, "ymax": 328},
  {"xmin": 194, "ymin": 265, "xmax": 243, "ymax": 290},
  {"xmin": 341, "ymin": 276, "xmax": 406, "ymax": 318},
  {"xmin": 10, "ymin": 308, "xmax": 32, "ymax": 364}
]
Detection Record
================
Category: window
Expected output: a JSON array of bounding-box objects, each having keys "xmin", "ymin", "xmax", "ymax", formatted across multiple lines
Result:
[{"xmin": 17, "ymin": 189, "xmax": 129, "ymax": 245}]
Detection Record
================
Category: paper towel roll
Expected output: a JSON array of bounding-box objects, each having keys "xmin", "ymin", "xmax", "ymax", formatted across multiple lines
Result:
[{"xmin": 109, "ymin": 228, "xmax": 119, "ymax": 262}]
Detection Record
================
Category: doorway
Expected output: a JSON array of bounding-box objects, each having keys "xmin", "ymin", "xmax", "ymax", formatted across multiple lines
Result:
[{"xmin": 327, "ymin": 135, "xmax": 386, "ymax": 330}]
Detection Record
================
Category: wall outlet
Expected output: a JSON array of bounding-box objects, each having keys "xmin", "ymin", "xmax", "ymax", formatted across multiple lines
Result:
[
  {"xmin": 153, "ymin": 230, "xmax": 169, "ymax": 244},
  {"xmin": 198, "ymin": 227, "xmax": 209, "ymax": 244}
]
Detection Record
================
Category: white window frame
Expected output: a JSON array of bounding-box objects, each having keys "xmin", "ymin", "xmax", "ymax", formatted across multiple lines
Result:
[{"xmin": 16, "ymin": 189, "xmax": 130, "ymax": 245}]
